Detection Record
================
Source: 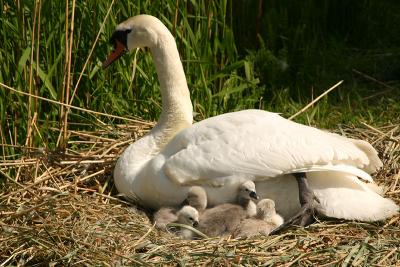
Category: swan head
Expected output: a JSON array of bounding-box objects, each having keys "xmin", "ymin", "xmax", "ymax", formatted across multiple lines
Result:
[
  {"xmin": 239, "ymin": 180, "xmax": 259, "ymax": 200},
  {"xmin": 176, "ymin": 205, "xmax": 199, "ymax": 227},
  {"xmin": 256, "ymin": 199, "xmax": 276, "ymax": 218},
  {"xmin": 183, "ymin": 186, "xmax": 208, "ymax": 211},
  {"xmin": 103, "ymin": 14, "xmax": 169, "ymax": 68}
]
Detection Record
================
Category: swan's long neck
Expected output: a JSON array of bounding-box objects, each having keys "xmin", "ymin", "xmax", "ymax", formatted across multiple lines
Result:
[
  {"xmin": 126, "ymin": 30, "xmax": 193, "ymax": 169},
  {"xmin": 146, "ymin": 30, "xmax": 193, "ymax": 151}
]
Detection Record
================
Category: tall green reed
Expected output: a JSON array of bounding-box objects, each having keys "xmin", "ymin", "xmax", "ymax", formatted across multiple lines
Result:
[
  {"xmin": 0, "ymin": 0, "xmax": 261, "ymax": 157},
  {"xmin": 1, "ymin": 0, "xmax": 399, "ymax": 163}
]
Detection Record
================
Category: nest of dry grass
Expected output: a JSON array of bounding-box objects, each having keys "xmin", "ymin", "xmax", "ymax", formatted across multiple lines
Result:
[{"xmin": 1, "ymin": 121, "xmax": 399, "ymax": 266}]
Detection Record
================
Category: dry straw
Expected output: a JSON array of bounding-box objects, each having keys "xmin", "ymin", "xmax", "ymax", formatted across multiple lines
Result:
[{"xmin": 1, "ymin": 117, "xmax": 399, "ymax": 266}]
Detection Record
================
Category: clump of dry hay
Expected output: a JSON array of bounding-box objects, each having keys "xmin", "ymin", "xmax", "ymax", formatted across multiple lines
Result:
[{"xmin": 1, "ymin": 121, "xmax": 399, "ymax": 266}]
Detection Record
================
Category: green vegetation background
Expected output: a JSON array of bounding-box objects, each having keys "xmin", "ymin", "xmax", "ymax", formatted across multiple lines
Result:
[{"xmin": 1, "ymin": 0, "xmax": 399, "ymax": 155}]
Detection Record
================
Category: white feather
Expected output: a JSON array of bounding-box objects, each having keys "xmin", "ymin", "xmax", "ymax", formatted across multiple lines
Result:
[{"xmin": 111, "ymin": 15, "xmax": 398, "ymax": 222}]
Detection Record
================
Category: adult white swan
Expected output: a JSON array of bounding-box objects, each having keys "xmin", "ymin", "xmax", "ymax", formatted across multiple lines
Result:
[{"xmin": 103, "ymin": 14, "xmax": 398, "ymax": 225}]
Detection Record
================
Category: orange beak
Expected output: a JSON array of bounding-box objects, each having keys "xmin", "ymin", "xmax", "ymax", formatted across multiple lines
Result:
[{"xmin": 102, "ymin": 40, "xmax": 127, "ymax": 69}]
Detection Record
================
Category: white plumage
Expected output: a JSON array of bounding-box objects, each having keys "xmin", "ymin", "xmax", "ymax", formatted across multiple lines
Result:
[{"xmin": 109, "ymin": 15, "xmax": 398, "ymax": 223}]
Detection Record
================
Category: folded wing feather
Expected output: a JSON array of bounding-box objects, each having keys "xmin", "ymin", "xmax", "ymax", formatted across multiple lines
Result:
[{"xmin": 162, "ymin": 110, "xmax": 380, "ymax": 186}]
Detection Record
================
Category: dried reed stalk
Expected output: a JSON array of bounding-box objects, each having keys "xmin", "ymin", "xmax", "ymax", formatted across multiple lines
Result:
[{"xmin": 1, "ymin": 119, "xmax": 399, "ymax": 265}]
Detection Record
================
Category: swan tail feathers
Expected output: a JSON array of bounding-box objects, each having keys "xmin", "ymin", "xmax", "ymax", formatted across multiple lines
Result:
[
  {"xmin": 349, "ymin": 138, "xmax": 383, "ymax": 172},
  {"xmin": 308, "ymin": 171, "xmax": 398, "ymax": 221},
  {"xmin": 316, "ymin": 188, "xmax": 399, "ymax": 221}
]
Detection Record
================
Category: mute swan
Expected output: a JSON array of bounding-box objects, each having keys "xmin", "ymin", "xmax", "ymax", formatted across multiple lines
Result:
[
  {"xmin": 184, "ymin": 186, "xmax": 208, "ymax": 213},
  {"xmin": 234, "ymin": 199, "xmax": 284, "ymax": 238},
  {"xmin": 154, "ymin": 205, "xmax": 199, "ymax": 238},
  {"xmin": 104, "ymin": 15, "xmax": 398, "ymax": 225},
  {"xmin": 176, "ymin": 205, "xmax": 199, "ymax": 227},
  {"xmin": 237, "ymin": 180, "xmax": 259, "ymax": 217},
  {"xmin": 174, "ymin": 205, "xmax": 199, "ymax": 239},
  {"xmin": 196, "ymin": 181, "xmax": 259, "ymax": 237},
  {"xmin": 173, "ymin": 206, "xmax": 199, "ymax": 239}
]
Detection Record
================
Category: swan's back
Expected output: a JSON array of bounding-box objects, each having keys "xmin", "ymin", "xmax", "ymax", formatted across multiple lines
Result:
[{"xmin": 162, "ymin": 110, "xmax": 381, "ymax": 186}]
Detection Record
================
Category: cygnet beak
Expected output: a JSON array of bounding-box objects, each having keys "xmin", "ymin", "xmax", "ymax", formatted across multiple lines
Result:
[
  {"xmin": 249, "ymin": 191, "xmax": 259, "ymax": 200},
  {"xmin": 193, "ymin": 221, "xmax": 199, "ymax": 227}
]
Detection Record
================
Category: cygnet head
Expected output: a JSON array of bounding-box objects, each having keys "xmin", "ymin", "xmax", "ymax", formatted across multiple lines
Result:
[
  {"xmin": 185, "ymin": 186, "xmax": 207, "ymax": 211},
  {"xmin": 103, "ymin": 15, "xmax": 170, "ymax": 68},
  {"xmin": 176, "ymin": 205, "xmax": 199, "ymax": 227},
  {"xmin": 238, "ymin": 180, "xmax": 259, "ymax": 201},
  {"xmin": 256, "ymin": 199, "xmax": 276, "ymax": 219}
]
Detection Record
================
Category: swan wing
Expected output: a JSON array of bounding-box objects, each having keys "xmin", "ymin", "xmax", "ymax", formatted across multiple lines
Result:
[{"xmin": 162, "ymin": 110, "xmax": 381, "ymax": 186}]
